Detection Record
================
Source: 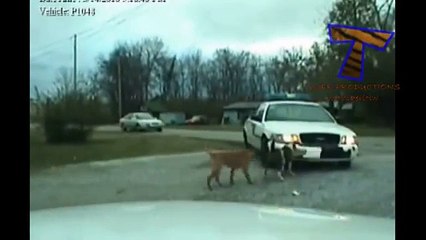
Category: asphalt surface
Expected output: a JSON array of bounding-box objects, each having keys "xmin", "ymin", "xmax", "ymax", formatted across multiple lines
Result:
[{"xmin": 30, "ymin": 128, "xmax": 395, "ymax": 218}]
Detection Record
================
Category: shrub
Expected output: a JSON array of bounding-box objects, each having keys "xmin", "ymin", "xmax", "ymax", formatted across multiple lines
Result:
[{"xmin": 41, "ymin": 91, "xmax": 102, "ymax": 144}]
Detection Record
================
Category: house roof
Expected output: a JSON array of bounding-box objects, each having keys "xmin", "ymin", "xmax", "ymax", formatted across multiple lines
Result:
[
  {"xmin": 145, "ymin": 101, "xmax": 168, "ymax": 112},
  {"xmin": 223, "ymin": 101, "xmax": 261, "ymax": 110}
]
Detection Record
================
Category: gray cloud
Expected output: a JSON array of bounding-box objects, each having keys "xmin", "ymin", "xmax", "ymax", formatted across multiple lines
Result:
[
  {"xmin": 30, "ymin": 0, "xmax": 335, "ymax": 94},
  {"xmin": 182, "ymin": 0, "xmax": 332, "ymax": 43}
]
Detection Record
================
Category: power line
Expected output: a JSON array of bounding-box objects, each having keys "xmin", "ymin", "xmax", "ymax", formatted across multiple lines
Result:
[
  {"xmin": 30, "ymin": 17, "xmax": 128, "ymax": 63},
  {"xmin": 77, "ymin": 4, "xmax": 145, "ymax": 42},
  {"xmin": 77, "ymin": 4, "xmax": 143, "ymax": 37},
  {"xmin": 80, "ymin": 19, "xmax": 128, "ymax": 41},
  {"xmin": 30, "ymin": 49, "xmax": 72, "ymax": 66},
  {"xmin": 30, "ymin": 21, "xmax": 126, "ymax": 62},
  {"xmin": 30, "ymin": 4, "xmax": 145, "ymax": 59},
  {"xmin": 30, "ymin": 38, "xmax": 73, "ymax": 61},
  {"xmin": 30, "ymin": 36, "xmax": 73, "ymax": 57}
]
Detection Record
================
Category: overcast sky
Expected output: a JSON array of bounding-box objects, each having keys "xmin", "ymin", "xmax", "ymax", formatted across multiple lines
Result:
[{"xmin": 30, "ymin": 0, "xmax": 335, "ymax": 94}]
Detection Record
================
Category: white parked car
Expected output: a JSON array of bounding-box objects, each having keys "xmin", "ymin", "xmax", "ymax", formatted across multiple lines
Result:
[
  {"xmin": 119, "ymin": 112, "xmax": 164, "ymax": 132},
  {"xmin": 243, "ymin": 96, "xmax": 359, "ymax": 168}
]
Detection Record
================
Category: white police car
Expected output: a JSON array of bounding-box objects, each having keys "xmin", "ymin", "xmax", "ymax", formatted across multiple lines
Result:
[{"xmin": 243, "ymin": 93, "xmax": 359, "ymax": 168}]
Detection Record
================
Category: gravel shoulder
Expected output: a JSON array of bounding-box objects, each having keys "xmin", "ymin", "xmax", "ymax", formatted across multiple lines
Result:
[{"xmin": 30, "ymin": 148, "xmax": 395, "ymax": 218}]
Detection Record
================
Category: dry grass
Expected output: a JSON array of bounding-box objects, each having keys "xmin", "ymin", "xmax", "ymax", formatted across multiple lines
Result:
[
  {"xmin": 167, "ymin": 124, "xmax": 394, "ymax": 136},
  {"xmin": 30, "ymin": 130, "xmax": 243, "ymax": 172}
]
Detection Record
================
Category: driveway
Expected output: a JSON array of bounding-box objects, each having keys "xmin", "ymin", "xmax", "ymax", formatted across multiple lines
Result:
[{"xmin": 31, "ymin": 146, "xmax": 395, "ymax": 218}]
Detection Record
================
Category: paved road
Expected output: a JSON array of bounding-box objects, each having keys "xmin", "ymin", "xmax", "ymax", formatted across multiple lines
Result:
[{"xmin": 31, "ymin": 128, "xmax": 395, "ymax": 218}]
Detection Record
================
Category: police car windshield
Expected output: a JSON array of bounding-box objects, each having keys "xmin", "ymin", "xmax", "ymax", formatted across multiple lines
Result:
[{"xmin": 265, "ymin": 103, "xmax": 335, "ymax": 122}]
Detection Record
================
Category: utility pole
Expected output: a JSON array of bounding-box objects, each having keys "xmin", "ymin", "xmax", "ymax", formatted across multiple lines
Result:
[
  {"xmin": 117, "ymin": 57, "xmax": 122, "ymax": 120},
  {"xmin": 73, "ymin": 34, "xmax": 77, "ymax": 91}
]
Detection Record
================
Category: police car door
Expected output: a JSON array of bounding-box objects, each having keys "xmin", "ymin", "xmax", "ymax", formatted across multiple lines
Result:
[{"xmin": 248, "ymin": 104, "xmax": 266, "ymax": 149}]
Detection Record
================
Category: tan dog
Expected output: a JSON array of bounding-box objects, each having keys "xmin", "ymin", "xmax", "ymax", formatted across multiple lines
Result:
[{"xmin": 206, "ymin": 149, "xmax": 255, "ymax": 191}]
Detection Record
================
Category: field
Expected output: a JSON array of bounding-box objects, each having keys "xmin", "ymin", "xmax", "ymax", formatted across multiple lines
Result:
[
  {"xmin": 30, "ymin": 130, "xmax": 242, "ymax": 173},
  {"xmin": 167, "ymin": 124, "xmax": 395, "ymax": 136}
]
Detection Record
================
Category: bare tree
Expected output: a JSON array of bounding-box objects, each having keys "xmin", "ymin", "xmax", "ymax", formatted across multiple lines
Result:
[
  {"xmin": 246, "ymin": 54, "xmax": 265, "ymax": 100},
  {"xmin": 139, "ymin": 37, "xmax": 165, "ymax": 102},
  {"xmin": 185, "ymin": 50, "xmax": 203, "ymax": 99},
  {"xmin": 54, "ymin": 67, "xmax": 73, "ymax": 97}
]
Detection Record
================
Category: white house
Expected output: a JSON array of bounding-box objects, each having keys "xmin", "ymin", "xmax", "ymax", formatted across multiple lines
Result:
[
  {"xmin": 221, "ymin": 102, "xmax": 261, "ymax": 125},
  {"xmin": 159, "ymin": 112, "xmax": 186, "ymax": 125}
]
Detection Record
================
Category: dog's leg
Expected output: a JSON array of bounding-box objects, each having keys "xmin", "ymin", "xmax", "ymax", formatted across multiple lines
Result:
[
  {"xmin": 277, "ymin": 149, "xmax": 285, "ymax": 181},
  {"xmin": 276, "ymin": 171, "xmax": 285, "ymax": 181},
  {"xmin": 285, "ymin": 148, "xmax": 296, "ymax": 176},
  {"xmin": 208, "ymin": 168, "xmax": 222, "ymax": 191},
  {"xmin": 263, "ymin": 157, "xmax": 268, "ymax": 177},
  {"xmin": 242, "ymin": 166, "xmax": 254, "ymax": 185},
  {"xmin": 230, "ymin": 168, "xmax": 235, "ymax": 186},
  {"xmin": 288, "ymin": 161, "xmax": 295, "ymax": 176},
  {"xmin": 214, "ymin": 169, "xmax": 223, "ymax": 187},
  {"xmin": 207, "ymin": 174, "xmax": 213, "ymax": 191}
]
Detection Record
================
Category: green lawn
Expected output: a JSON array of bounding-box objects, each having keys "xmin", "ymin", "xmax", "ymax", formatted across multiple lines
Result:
[
  {"xmin": 167, "ymin": 125, "xmax": 242, "ymax": 132},
  {"xmin": 167, "ymin": 124, "xmax": 394, "ymax": 136},
  {"xmin": 30, "ymin": 130, "xmax": 243, "ymax": 173}
]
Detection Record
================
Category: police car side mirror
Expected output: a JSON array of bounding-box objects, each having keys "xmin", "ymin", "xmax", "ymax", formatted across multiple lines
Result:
[
  {"xmin": 250, "ymin": 115, "xmax": 260, "ymax": 122},
  {"xmin": 335, "ymin": 116, "xmax": 344, "ymax": 124}
]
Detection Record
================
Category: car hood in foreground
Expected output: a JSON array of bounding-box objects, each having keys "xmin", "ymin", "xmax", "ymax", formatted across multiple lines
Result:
[
  {"xmin": 30, "ymin": 201, "xmax": 394, "ymax": 240},
  {"xmin": 264, "ymin": 121, "xmax": 356, "ymax": 136}
]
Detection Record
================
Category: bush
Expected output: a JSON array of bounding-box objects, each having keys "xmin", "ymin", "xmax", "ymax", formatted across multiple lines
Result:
[{"xmin": 41, "ymin": 91, "xmax": 102, "ymax": 144}]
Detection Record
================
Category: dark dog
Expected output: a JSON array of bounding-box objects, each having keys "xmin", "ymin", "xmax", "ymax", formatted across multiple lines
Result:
[
  {"xmin": 206, "ymin": 149, "xmax": 255, "ymax": 191},
  {"xmin": 263, "ymin": 143, "xmax": 305, "ymax": 181}
]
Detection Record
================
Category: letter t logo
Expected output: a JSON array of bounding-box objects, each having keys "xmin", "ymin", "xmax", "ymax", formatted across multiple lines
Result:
[{"xmin": 328, "ymin": 24, "xmax": 395, "ymax": 81}]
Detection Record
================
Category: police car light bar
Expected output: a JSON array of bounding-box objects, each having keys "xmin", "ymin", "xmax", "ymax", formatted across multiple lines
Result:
[{"xmin": 266, "ymin": 93, "xmax": 313, "ymax": 102}]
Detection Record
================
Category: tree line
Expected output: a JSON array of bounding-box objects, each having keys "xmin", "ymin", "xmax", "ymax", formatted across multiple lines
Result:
[{"xmin": 35, "ymin": 0, "xmax": 396, "ymax": 128}]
